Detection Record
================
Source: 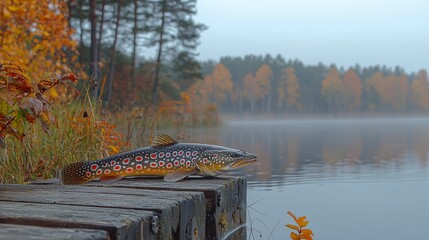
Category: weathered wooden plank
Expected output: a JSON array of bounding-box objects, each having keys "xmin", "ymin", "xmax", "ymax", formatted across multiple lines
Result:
[
  {"xmin": 89, "ymin": 177, "xmax": 248, "ymax": 240},
  {"xmin": 0, "ymin": 223, "xmax": 109, "ymax": 240},
  {"xmin": 32, "ymin": 176, "xmax": 247, "ymax": 239},
  {"xmin": 0, "ymin": 201, "xmax": 147, "ymax": 240},
  {"xmin": 0, "ymin": 184, "xmax": 206, "ymax": 240}
]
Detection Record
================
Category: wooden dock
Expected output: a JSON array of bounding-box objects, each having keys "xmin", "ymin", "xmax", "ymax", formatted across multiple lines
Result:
[{"xmin": 0, "ymin": 177, "xmax": 247, "ymax": 240}]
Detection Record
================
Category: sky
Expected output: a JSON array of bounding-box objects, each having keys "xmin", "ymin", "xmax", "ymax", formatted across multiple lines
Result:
[{"xmin": 195, "ymin": 0, "xmax": 429, "ymax": 73}]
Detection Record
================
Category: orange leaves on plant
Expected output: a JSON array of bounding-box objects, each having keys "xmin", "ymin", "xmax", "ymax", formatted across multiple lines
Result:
[
  {"xmin": 290, "ymin": 232, "xmax": 300, "ymax": 240},
  {"xmin": 0, "ymin": 62, "xmax": 77, "ymax": 141},
  {"xmin": 286, "ymin": 211, "xmax": 314, "ymax": 240},
  {"xmin": 286, "ymin": 224, "xmax": 300, "ymax": 231},
  {"xmin": 0, "ymin": 62, "xmax": 33, "ymax": 103}
]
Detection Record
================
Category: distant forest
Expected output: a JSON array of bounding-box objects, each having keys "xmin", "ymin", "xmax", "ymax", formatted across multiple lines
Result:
[
  {"xmin": 198, "ymin": 54, "xmax": 429, "ymax": 114},
  {"xmin": 29, "ymin": 0, "xmax": 427, "ymax": 116}
]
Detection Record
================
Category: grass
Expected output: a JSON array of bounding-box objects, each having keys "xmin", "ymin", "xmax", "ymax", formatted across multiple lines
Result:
[{"xmin": 0, "ymin": 96, "xmax": 161, "ymax": 184}]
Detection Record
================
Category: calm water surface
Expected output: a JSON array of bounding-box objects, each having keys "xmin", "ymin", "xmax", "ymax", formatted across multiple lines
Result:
[{"xmin": 183, "ymin": 118, "xmax": 429, "ymax": 240}]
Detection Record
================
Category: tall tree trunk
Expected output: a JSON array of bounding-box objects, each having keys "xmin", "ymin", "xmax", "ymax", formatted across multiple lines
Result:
[
  {"xmin": 266, "ymin": 94, "xmax": 271, "ymax": 112},
  {"xmin": 66, "ymin": 0, "xmax": 72, "ymax": 29},
  {"xmin": 152, "ymin": 0, "xmax": 167, "ymax": 106},
  {"xmin": 89, "ymin": 0, "xmax": 99, "ymax": 98},
  {"xmin": 97, "ymin": 0, "xmax": 107, "ymax": 64},
  {"xmin": 78, "ymin": 0, "xmax": 84, "ymax": 64},
  {"xmin": 105, "ymin": 0, "xmax": 122, "ymax": 105},
  {"xmin": 131, "ymin": 0, "xmax": 138, "ymax": 89}
]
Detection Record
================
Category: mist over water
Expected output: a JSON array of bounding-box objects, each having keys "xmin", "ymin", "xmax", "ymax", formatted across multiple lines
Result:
[{"xmin": 182, "ymin": 117, "xmax": 429, "ymax": 240}]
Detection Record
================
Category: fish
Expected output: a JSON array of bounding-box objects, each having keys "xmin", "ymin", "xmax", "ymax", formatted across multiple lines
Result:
[{"xmin": 59, "ymin": 133, "xmax": 257, "ymax": 185}]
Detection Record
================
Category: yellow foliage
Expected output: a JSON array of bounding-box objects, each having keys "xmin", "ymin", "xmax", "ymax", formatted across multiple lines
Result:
[
  {"xmin": 0, "ymin": 0, "xmax": 78, "ymax": 81},
  {"xmin": 286, "ymin": 211, "xmax": 315, "ymax": 240}
]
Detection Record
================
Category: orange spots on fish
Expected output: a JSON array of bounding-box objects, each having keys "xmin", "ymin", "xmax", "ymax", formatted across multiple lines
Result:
[
  {"xmin": 110, "ymin": 160, "xmax": 116, "ymax": 166},
  {"xmin": 91, "ymin": 164, "xmax": 98, "ymax": 171},
  {"xmin": 174, "ymin": 160, "xmax": 180, "ymax": 166},
  {"xmin": 186, "ymin": 160, "xmax": 191, "ymax": 166},
  {"xmin": 113, "ymin": 165, "xmax": 121, "ymax": 171},
  {"xmin": 192, "ymin": 151, "xmax": 198, "ymax": 156},
  {"xmin": 180, "ymin": 159, "xmax": 185, "ymax": 165},
  {"xmin": 123, "ymin": 158, "xmax": 130, "ymax": 164},
  {"xmin": 104, "ymin": 169, "xmax": 111, "ymax": 174},
  {"xmin": 178, "ymin": 150, "xmax": 184, "ymax": 156},
  {"xmin": 136, "ymin": 164, "xmax": 143, "ymax": 170},
  {"xmin": 85, "ymin": 171, "xmax": 91, "ymax": 177},
  {"xmin": 166, "ymin": 163, "xmax": 173, "ymax": 168},
  {"xmin": 150, "ymin": 162, "xmax": 158, "ymax": 168},
  {"xmin": 96, "ymin": 169, "xmax": 102, "ymax": 175},
  {"xmin": 150, "ymin": 153, "xmax": 157, "ymax": 159},
  {"xmin": 173, "ymin": 151, "xmax": 177, "ymax": 157},
  {"xmin": 136, "ymin": 156, "xmax": 143, "ymax": 162},
  {"xmin": 166, "ymin": 152, "xmax": 171, "ymax": 158},
  {"xmin": 159, "ymin": 161, "xmax": 165, "ymax": 167},
  {"xmin": 126, "ymin": 167, "xmax": 133, "ymax": 173},
  {"xmin": 159, "ymin": 152, "xmax": 165, "ymax": 158},
  {"xmin": 203, "ymin": 158, "xmax": 209, "ymax": 164}
]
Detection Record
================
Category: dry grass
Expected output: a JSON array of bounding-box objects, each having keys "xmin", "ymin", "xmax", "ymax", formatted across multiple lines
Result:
[{"xmin": 0, "ymin": 97, "xmax": 161, "ymax": 184}]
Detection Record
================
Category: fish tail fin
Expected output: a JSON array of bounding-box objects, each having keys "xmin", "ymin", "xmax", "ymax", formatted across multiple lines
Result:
[{"xmin": 59, "ymin": 162, "xmax": 93, "ymax": 185}]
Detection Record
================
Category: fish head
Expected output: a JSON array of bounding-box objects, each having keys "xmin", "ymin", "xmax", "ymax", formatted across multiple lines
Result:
[{"xmin": 196, "ymin": 148, "xmax": 257, "ymax": 176}]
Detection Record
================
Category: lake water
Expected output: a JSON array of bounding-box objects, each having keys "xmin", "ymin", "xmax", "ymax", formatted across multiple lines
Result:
[{"xmin": 183, "ymin": 118, "xmax": 429, "ymax": 240}]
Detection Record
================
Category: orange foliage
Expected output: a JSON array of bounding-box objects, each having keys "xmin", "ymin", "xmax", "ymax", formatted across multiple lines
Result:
[
  {"xmin": 286, "ymin": 211, "xmax": 314, "ymax": 240},
  {"xmin": 70, "ymin": 113, "xmax": 128, "ymax": 156},
  {"xmin": 384, "ymin": 74, "xmax": 409, "ymax": 111},
  {"xmin": 285, "ymin": 67, "xmax": 301, "ymax": 111},
  {"xmin": 343, "ymin": 69, "xmax": 362, "ymax": 111},
  {"xmin": 0, "ymin": 62, "xmax": 77, "ymax": 142},
  {"xmin": 254, "ymin": 64, "xmax": 272, "ymax": 99},
  {"xmin": 201, "ymin": 63, "xmax": 233, "ymax": 104},
  {"xmin": 0, "ymin": 0, "xmax": 78, "ymax": 81},
  {"xmin": 322, "ymin": 67, "xmax": 344, "ymax": 100}
]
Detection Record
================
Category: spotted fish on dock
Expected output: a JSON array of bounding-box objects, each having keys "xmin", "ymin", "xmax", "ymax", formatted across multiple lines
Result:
[{"xmin": 59, "ymin": 134, "xmax": 257, "ymax": 185}]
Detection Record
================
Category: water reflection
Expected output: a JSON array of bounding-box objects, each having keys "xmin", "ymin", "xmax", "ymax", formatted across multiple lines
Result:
[
  {"xmin": 179, "ymin": 118, "xmax": 429, "ymax": 240},
  {"xmin": 183, "ymin": 118, "xmax": 429, "ymax": 189}
]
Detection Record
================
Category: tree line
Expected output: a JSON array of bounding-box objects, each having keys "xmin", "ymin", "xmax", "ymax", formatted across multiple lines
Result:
[
  {"xmin": 195, "ymin": 54, "xmax": 429, "ymax": 114},
  {"xmin": 68, "ymin": 0, "xmax": 205, "ymax": 106},
  {"xmin": 3, "ymin": 0, "xmax": 427, "ymax": 116}
]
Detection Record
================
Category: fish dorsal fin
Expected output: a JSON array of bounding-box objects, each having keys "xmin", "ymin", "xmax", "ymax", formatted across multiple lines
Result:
[
  {"xmin": 164, "ymin": 170, "xmax": 197, "ymax": 182},
  {"xmin": 151, "ymin": 133, "xmax": 178, "ymax": 148}
]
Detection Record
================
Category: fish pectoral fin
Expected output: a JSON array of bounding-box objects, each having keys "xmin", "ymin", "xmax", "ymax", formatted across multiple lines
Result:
[
  {"xmin": 99, "ymin": 175, "xmax": 124, "ymax": 184},
  {"xmin": 164, "ymin": 170, "xmax": 196, "ymax": 182},
  {"xmin": 151, "ymin": 133, "xmax": 178, "ymax": 149}
]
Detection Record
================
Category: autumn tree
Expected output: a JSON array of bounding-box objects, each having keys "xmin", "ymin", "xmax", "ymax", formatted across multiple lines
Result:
[
  {"xmin": 383, "ymin": 75, "xmax": 409, "ymax": 111},
  {"xmin": 343, "ymin": 68, "xmax": 362, "ymax": 111},
  {"xmin": 285, "ymin": 67, "xmax": 301, "ymax": 112},
  {"xmin": 0, "ymin": 0, "xmax": 77, "ymax": 81},
  {"xmin": 201, "ymin": 64, "xmax": 233, "ymax": 106},
  {"xmin": 254, "ymin": 64, "xmax": 272, "ymax": 112},
  {"xmin": 411, "ymin": 70, "xmax": 429, "ymax": 111},
  {"xmin": 243, "ymin": 73, "xmax": 258, "ymax": 112},
  {"xmin": 322, "ymin": 67, "xmax": 344, "ymax": 112}
]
